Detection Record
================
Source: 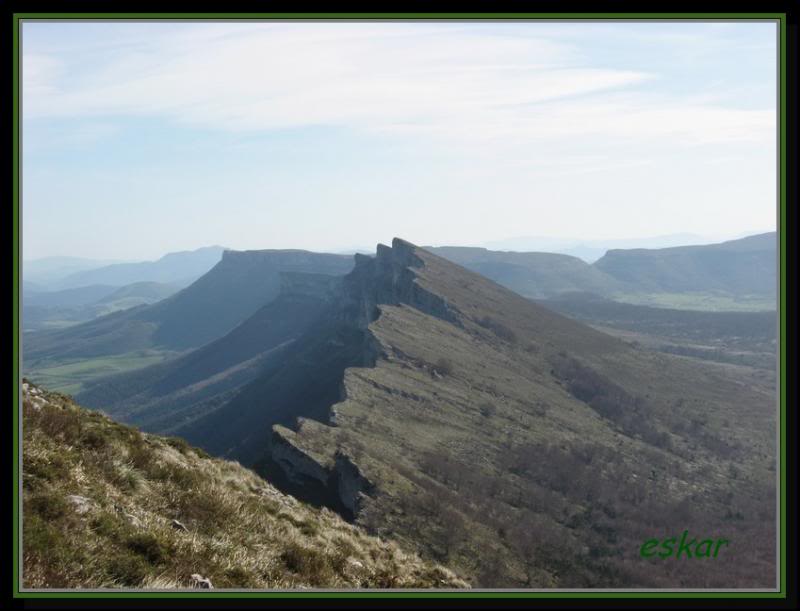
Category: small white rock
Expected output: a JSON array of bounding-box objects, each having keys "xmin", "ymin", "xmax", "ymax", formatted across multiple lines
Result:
[
  {"xmin": 66, "ymin": 495, "xmax": 92, "ymax": 515},
  {"xmin": 190, "ymin": 574, "xmax": 213, "ymax": 589},
  {"xmin": 124, "ymin": 513, "xmax": 142, "ymax": 528}
]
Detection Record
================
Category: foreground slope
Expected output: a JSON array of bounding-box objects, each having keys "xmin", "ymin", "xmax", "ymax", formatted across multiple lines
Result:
[
  {"xmin": 165, "ymin": 239, "xmax": 774, "ymax": 588},
  {"xmin": 21, "ymin": 381, "xmax": 466, "ymax": 589}
]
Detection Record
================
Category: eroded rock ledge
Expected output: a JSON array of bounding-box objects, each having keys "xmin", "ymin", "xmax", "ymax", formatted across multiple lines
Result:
[
  {"xmin": 271, "ymin": 424, "xmax": 375, "ymax": 521},
  {"xmin": 269, "ymin": 239, "xmax": 451, "ymax": 521}
]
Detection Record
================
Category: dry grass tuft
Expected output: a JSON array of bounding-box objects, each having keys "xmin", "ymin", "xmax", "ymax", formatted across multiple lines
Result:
[{"xmin": 21, "ymin": 382, "xmax": 468, "ymax": 590}]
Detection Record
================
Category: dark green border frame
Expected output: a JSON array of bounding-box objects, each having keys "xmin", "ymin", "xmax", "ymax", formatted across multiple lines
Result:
[{"xmin": 10, "ymin": 12, "xmax": 787, "ymax": 601}]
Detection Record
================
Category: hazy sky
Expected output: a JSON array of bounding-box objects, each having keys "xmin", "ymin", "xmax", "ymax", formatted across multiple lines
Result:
[{"xmin": 22, "ymin": 21, "xmax": 778, "ymax": 260}]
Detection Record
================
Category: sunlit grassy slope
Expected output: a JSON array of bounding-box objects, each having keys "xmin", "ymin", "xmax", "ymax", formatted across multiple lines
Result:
[{"xmin": 21, "ymin": 381, "xmax": 466, "ymax": 590}]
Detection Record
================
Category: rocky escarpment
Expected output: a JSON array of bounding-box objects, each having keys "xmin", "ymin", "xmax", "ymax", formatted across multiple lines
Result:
[
  {"xmin": 266, "ymin": 239, "xmax": 460, "ymax": 521},
  {"xmin": 271, "ymin": 423, "xmax": 376, "ymax": 521},
  {"xmin": 279, "ymin": 271, "xmax": 342, "ymax": 302},
  {"xmin": 336, "ymin": 239, "xmax": 461, "ymax": 330}
]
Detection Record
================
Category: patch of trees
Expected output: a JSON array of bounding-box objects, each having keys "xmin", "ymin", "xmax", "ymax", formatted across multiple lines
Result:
[
  {"xmin": 550, "ymin": 354, "xmax": 672, "ymax": 450},
  {"xmin": 477, "ymin": 316, "xmax": 518, "ymax": 345}
]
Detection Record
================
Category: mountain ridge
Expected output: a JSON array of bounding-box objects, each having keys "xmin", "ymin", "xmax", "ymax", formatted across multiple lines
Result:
[{"xmin": 130, "ymin": 238, "xmax": 774, "ymax": 588}]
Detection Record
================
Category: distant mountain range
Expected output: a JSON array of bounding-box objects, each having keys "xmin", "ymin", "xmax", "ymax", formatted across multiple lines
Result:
[
  {"xmin": 481, "ymin": 231, "xmax": 770, "ymax": 263},
  {"xmin": 428, "ymin": 247, "xmax": 625, "ymax": 298},
  {"xmin": 52, "ymin": 246, "xmax": 228, "ymax": 289},
  {"xmin": 23, "ymin": 256, "xmax": 129, "ymax": 287},
  {"xmin": 24, "ymin": 232, "xmax": 776, "ymax": 385},
  {"xmin": 24, "ymin": 250, "xmax": 354, "ymax": 363},
  {"xmin": 593, "ymin": 232, "xmax": 776, "ymax": 295},
  {"xmin": 433, "ymin": 232, "xmax": 776, "ymax": 310}
]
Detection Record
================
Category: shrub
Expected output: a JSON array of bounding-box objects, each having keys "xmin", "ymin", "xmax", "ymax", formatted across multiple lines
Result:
[
  {"xmin": 478, "ymin": 316, "xmax": 518, "ymax": 344},
  {"xmin": 126, "ymin": 532, "xmax": 170, "ymax": 565},
  {"xmin": 127, "ymin": 440, "xmax": 154, "ymax": 472},
  {"xmin": 174, "ymin": 488, "xmax": 227, "ymax": 534},
  {"xmin": 434, "ymin": 358, "xmax": 454, "ymax": 376},
  {"xmin": 23, "ymin": 513, "xmax": 61, "ymax": 556},
  {"xmin": 80, "ymin": 428, "xmax": 108, "ymax": 451},
  {"xmin": 479, "ymin": 403, "xmax": 496, "ymax": 419},
  {"xmin": 280, "ymin": 542, "xmax": 334, "ymax": 584},
  {"xmin": 26, "ymin": 491, "xmax": 68, "ymax": 520},
  {"xmin": 24, "ymin": 454, "xmax": 70, "ymax": 487},
  {"xmin": 107, "ymin": 551, "xmax": 149, "ymax": 585},
  {"xmin": 220, "ymin": 566, "xmax": 258, "ymax": 588},
  {"xmin": 90, "ymin": 513, "xmax": 126, "ymax": 541},
  {"xmin": 32, "ymin": 406, "xmax": 83, "ymax": 443},
  {"xmin": 165, "ymin": 436, "xmax": 191, "ymax": 455}
]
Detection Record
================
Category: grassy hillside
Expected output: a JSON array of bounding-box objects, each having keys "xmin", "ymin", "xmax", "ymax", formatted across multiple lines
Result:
[
  {"xmin": 593, "ymin": 232, "xmax": 776, "ymax": 306},
  {"xmin": 21, "ymin": 381, "xmax": 466, "ymax": 590},
  {"xmin": 161, "ymin": 239, "xmax": 775, "ymax": 588},
  {"xmin": 23, "ymin": 251, "xmax": 354, "ymax": 386},
  {"xmin": 76, "ymin": 275, "xmax": 339, "ymax": 432},
  {"xmin": 429, "ymin": 234, "xmax": 777, "ymax": 311},
  {"xmin": 24, "ymin": 284, "xmax": 120, "ymax": 308},
  {"xmin": 536, "ymin": 293, "xmax": 777, "ymax": 370},
  {"xmin": 23, "ymin": 282, "xmax": 183, "ymax": 333},
  {"xmin": 429, "ymin": 246, "xmax": 625, "ymax": 298}
]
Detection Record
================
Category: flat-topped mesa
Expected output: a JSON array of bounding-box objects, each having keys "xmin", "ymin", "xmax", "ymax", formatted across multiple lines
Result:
[
  {"xmin": 220, "ymin": 248, "xmax": 311, "ymax": 262},
  {"xmin": 339, "ymin": 238, "xmax": 459, "ymax": 329},
  {"xmin": 218, "ymin": 248, "xmax": 353, "ymax": 269},
  {"xmin": 278, "ymin": 272, "xmax": 342, "ymax": 302}
]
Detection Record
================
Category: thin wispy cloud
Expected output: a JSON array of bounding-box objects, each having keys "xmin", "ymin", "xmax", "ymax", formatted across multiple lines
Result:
[
  {"xmin": 21, "ymin": 21, "xmax": 778, "ymax": 260},
  {"xmin": 23, "ymin": 23, "xmax": 771, "ymax": 147}
]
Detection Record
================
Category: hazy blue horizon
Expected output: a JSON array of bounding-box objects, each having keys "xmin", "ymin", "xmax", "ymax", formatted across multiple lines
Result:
[
  {"xmin": 22, "ymin": 229, "xmax": 776, "ymax": 268},
  {"xmin": 22, "ymin": 21, "xmax": 778, "ymax": 261}
]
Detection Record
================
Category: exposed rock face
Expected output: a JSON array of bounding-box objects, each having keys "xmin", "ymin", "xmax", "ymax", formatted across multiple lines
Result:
[
  {"xmin": 270, "ymin": 427, "xmax": 374, "ymax": 521},
  {"xmin": 279, "ymin": 271, "xmax": 342, "ymax": 302},
  {"xmin": 337, "ymin": 239, "xmax": 460, "ymax": 330},
  {"xmin": 334, "ymin": 452, "xmax": 375, "ymax": 515},
  {"xmin": 266, "ymin": 240, "xmax": 457, "ymax": 520},
  {"xmin": 271, "ymin": 428, "xmax": 330, "ymax": 489}
]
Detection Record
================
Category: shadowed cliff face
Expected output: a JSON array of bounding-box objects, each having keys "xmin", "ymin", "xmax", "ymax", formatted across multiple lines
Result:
[
  {"xmin": 76, "ymin": 271, "xmax": 347, "ymax": 433},
  {"xmin": 335, "ymin": 240, "xmax": 460, "ymax": 330}
]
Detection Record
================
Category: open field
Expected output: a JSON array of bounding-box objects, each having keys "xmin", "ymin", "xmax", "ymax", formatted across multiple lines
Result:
[
  {"xmin": 611, "ymin": 291, "xmax": 775, "ymax": 312},
  {"xmin": 23, "ymin": 350, "xmax": 180, "ymax": 396}
]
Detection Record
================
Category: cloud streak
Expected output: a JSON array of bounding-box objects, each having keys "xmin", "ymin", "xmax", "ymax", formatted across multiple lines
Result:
[{"xmin": 22, "ymin": 22, "xmax": 774, "ymax": 150}]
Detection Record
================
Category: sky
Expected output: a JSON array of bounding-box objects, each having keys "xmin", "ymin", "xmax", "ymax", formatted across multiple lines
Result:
[{"xmin": 22, "ymin": 20, "xmax": 778, "ymax": 261}]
